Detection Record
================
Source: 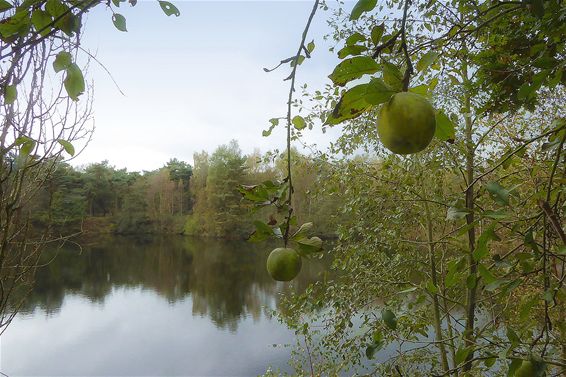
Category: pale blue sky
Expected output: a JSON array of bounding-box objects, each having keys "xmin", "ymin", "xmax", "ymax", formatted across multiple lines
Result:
[{"xmin": 73, "ymin": 1, "xmax": 348, "ymax": 171}]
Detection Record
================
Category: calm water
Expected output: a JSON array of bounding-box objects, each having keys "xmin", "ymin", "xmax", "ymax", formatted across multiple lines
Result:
[{"xmin": 1, "ymin": 236, "xmax": 325, "ymax": 376}]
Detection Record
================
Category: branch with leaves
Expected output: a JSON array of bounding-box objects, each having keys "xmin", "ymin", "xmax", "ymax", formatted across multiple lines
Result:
[{"xmin": 240, "ymin": 1, "xmax": 324, "ymax": 276}]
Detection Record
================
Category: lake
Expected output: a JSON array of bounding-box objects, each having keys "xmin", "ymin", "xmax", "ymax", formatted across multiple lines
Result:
[{"xmin": 1, "ymin": 236, "xmax": 325, "ymax": 376}]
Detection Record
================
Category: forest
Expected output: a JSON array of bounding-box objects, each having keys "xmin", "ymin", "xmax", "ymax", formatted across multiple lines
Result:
[
  {"xmin": 26, "ymin": 141, "xmax": 341, "ymax": 238},
  {"xmin": 0, "ymin": 0, "xmax": 565, "ymax": 375}
]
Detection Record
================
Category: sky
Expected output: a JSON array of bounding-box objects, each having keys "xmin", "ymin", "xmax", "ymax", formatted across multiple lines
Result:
[{"xmin": 71, "ymin": 1, "xmax": 348, "ymax": 171}]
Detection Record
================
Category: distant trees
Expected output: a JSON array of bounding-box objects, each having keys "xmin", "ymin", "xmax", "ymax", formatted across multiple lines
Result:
[
  {"xmin": 185, "ymin": 140, "xmax": 258, "ymax": 238},
  {"xmin": 27, "ymin": 158, "xmax": 192, "ymax": 234},
  {"xmin": 12, "ymin": 141, "xmax": 342, "ymax": 246},
  {"xmin": 26, "ymin": 141, "xmax": 342, "ymax": 239},
  {"xmin": 206, "ymin": 141, "xmax": 248, "ymax": 238},
  {"xmin": 166, "ymin": 158, "xmax": 193, "ymax": 215},
  {"xmin": 185, "ymin": 141, "xmax": 341, "ymax": 239}
]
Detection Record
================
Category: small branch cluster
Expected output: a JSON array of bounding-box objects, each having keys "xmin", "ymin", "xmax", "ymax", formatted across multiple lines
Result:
[{"xmin": 371, "ymin": 0, "xmax": 414, "ymax": 92}]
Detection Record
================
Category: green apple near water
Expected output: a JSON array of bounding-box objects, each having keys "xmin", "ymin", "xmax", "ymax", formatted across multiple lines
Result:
[
  {"xmin": 267, "ymin": 247, "xmax": 302, "ymax": 281},
  {"xmin": 377, "ymin": 92, "xmax": 436, "ymax": 155}
]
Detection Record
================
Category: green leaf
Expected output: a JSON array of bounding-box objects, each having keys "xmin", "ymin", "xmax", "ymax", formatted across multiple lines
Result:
[
  {"xmin": 518, "ymin": 82, "xmax": 536, "ymax": 101},
  {"xmin": 446, "ymin": 205, "xmax": 470, "ymax": 220},
  {"xmin": 291, "ymin": 222, "xmax": 313, "ymax": 241},
  {"xmin": 238, "ymin": 184, "xmax": 270, "ymax": 203},
  {"xmin": 448, "ymin": 74, "xmax": 460, "ymax": 85},
  {"xmin": 434, "ymin": 111, "xmax": 455, "ymax": 142},
  {"xmin": 484, "ymin": 357, "xmax": 497, "ymax": 368},
  {"xmin": 337, "ymin": 45, "xmax": 368, "ymax": 59},
  {"xmin": 486, "ymin": 181, "xmax": 510, "ymax": 206},
  {"xmin": 519, "ymin": 296, "xmax": 538, "ymax": 321},
  {"xmin": 112, "ymin": 13, "xmax": 127, "ymax": 32},
  {"xmin": 372, "ymin": 330, "xmax": 382, "ymax": 344},
  {"xmin": 0, "ymin": 10, "xmax": 31, "ymax": 38},
  {"xmin": 4, "ymin": 84, "xmax": 17, "ymax": 104},
  {"xmin": 426, "ymin": 279, "xmax": 439, "ymax": 294},
  {"xmin": 365, "ymin": 338, "xmax": 383, "ymax": 359},
  {"xmin": 45, "ymin": 0, "xmax": 66, "ymax": 17},
  {"xmin": 455, "ymin": 347, "xmax": 471, "ymax": 365},
  {"xmin": 416, "ymin": 51, "xmax": 439, "ymax": 72},
  {"xmin": 485, "ymin": 279, "xmax": 505, "ymax": 292},
  {"xmin": 445, "ymin": 260, "xmax": 460, "ymax": 288},
  {"xmin": 14, "ymin": 136, "xmax": 32, "ymax": 146},
  {"xmin": 370, "ymin": 24, "xmax": 384, "ymax": 45},
  {"xmin": 56, "ymin": 13, "xmax": 80, "ymax": 36},
  {"xmin": 381, "ymin": 309, "xmax": 397, "ymax": 330},
  {"xmin": 409, "ymin": 84, "xmax": 428, "ymax": 96},
  {"xmin": 478, "ymin": 264, "xmax": 497, "ymax": 285},
  {"xmin": 543, "ymin": 289, "xmax": 553, "ymax": 303},
  {"xmin": 473, "ymin": 225, "xmax": 500, "ymax": 262},
  {"xmin": 382, "ymin": 61, "xmax": 403, "ymax": 91},
  {"xmin": 31, "ymin": 9, "xmax": 52, "ymax": 36},
  {"xmin": 523, "ymin": 229, "xmax": 539, "ymax": 253},
  {"xmin": 346, "ymin": 32, "xmax": 365, "ymax": 46},
  {"xmin": 328, "ymin": 56, "xmax": 379, "ymax": 87},
  {"xmin": 365, "ymin": 344, "xmax": 376, "ymax": 359},
  {"xmin": 0, "ymin": 0, "xmax": 12, "ymax": 12},
  {"xmin": 350, "ymin": 0, "xmax": 377, "ymax": 20},
  {"xmin": 262, "ymin": 118, "xmax": 279, "ymax": 137},
  {"xmin": 506, "ymin": 327, "xmax": 520, "ymax": 347},
  {"xmin": 532, "ymin": 56, "xmax": 557, "ymax": 69},
  {"xmin": 508, "ymin": 359, "xmax": 522, "ymax": 376},
  {"xmin": 549, "ymin": 69, "xmax": 563, "ymax": 88},
  {"xmin": 326, "ymin": 84, "xmax": 372, "ymax": 125},
  {"xmin": 292, "ymin": 115, "xmax": 306, "ymax": 130},
  {"xmin": 16, "ymin": 136, "xmax": 35, "ymax": 157},
  {"xmin": 290, "ymin": 55, "xmax": 305, "ymax": 67},
  {"xmin": 57, "ymin": 139, "xmax": 75, "ymax": 156},
  {"xmin": 53, "ymin": 51, "xmax": 72, "ymax": 72},
  {"xmin": 296, "ymin": 236, "xmax": 323, "ymax": 255},
  {"xmin": 364, "ymin": 78, "xmax": 396, "ymax": 105},
  {"xmin": 529, "ymin": 0, "xmax": 545, "ymax": 17},
  {"xmin": 158, "ymin": 1, "xmax": 180, "ymax": 16},
  {"xmin": 17, "ymin": 0, "xmax": 39, "ymax": 9},
  {"xmin": 428, "ymin": 77, "xmax": 439, "ymax": 91},
  {"xmin": 307, "ymin": 40, "xmax": 315, "ymax": 53},
  {"xmin": 64, "ymin": 63, "xmax": 85, "ymax": 101},
  {"xmin": 248, "ymin": 220, "xmax": 274, "ymax": 242}
]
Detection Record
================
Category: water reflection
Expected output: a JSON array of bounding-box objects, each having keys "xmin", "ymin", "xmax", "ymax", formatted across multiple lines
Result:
[
  {"xmin": 3, "ymin": 236, "xmax": 325, "ymax": 376},
  {"xmin": 22, "ymin": 236, "xmax": 323, "ymax": 330}
]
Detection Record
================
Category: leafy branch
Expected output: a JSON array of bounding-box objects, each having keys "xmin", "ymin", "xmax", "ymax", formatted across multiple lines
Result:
[
  {"xmin": 371, "ymin": 0, "xmax": 413, "ymax": 92},
  {"xmin": 281, "ymin": 0, "xmax": 319, "ymax": 246}
]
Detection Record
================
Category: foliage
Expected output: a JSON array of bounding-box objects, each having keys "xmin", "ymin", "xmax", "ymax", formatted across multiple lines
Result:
[
  {"xmin": 265, "ymin": 0, "xmax": 566, "ymax": 375},
  {"xmin": 25, "ymin": 143, "xmax": 342, "ymax": 240}
]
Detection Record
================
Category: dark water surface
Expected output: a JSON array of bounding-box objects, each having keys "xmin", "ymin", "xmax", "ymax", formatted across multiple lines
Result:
[{"xmin": 1, "ymin": 236, "xmax": 324, "ymax": 376}]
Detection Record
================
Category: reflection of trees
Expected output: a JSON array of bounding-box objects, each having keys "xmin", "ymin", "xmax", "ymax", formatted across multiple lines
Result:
[{"xmin": 17, "ymin": 236, "xmax": 326, "ymax": 330}]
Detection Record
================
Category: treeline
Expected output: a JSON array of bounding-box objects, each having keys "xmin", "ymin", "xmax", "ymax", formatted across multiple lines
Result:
[{"xmin": 28, "ymin": 140, "xmax": 340, "ymax": 238}]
